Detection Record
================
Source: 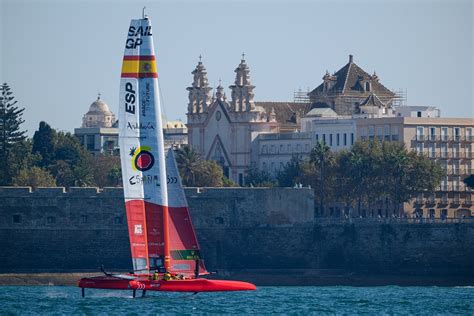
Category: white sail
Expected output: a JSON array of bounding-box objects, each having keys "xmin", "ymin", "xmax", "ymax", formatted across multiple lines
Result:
[{"xmin": 118, "ymin": 17, "xmax": 168, "ymax": 273}]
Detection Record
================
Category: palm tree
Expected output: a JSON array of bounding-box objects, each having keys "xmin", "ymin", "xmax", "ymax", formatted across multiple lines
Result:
[
  {"xmin": 310, "ymin": 142, "xmax": 334, "ymax": 217},
  {"xmin": 175, "ymin": 145, "xmax": 203, "ymax": 186}
]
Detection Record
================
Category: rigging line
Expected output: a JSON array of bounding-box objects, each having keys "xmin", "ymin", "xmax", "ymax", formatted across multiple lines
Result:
[{"xmin": 157, "ymin": 76, "xmax": 168, "ymax": 124}]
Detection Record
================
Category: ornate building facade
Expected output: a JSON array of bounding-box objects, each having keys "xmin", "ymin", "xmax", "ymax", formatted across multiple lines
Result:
[{"xmin": 186, "ymin": 56, "xmax": 308, "ymax": 185}]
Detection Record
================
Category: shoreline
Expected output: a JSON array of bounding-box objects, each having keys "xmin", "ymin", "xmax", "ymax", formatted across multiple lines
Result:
[{"xmin": 0, "ymin": 271, "xmax": 472, "ymax": 287}]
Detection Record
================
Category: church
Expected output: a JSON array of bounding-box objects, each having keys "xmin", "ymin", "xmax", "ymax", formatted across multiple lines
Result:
[
  {"xmin": 186, "ymin": 56, "xmax": 309, "ymax": 185},
  {"xmin": 186, "ymin": 55, "xmax": 402, "ymax": 185}
]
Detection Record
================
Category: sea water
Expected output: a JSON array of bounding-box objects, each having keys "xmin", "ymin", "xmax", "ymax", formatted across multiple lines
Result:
[{"xmin": 0, "ymin": 286, "xmax": 472, "ymax": 314}]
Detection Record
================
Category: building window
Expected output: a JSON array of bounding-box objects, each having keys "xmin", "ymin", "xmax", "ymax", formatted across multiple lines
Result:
[
  {"xmin": 270, "ymin": 145, "xmax": 275, "ymax": 154},
  {"xmin": 261, "ymin": 145, "xmax": 267, "ymax": 154},
  {"xmin": 47, "ymin": 216, "xmax": 56, "ymax": 224},
  {"xmin": 416, "ymin": 143, "xmax": 423, "ymax": 155},
  {"xmin": 81, "ymin": 215, "xmax": 88, "ymax": 223},
  {"xmin": 238, "ymin": 173, "xmax": 243, "ymax": 186},
  {"xmin": 417, "ymin": 111, "xmax": 422, "ymax": 117},
  {"xmin": 466, "ymin": 127, "xmax": 473, "ymax": 141},
  {"xmin": 280, "ymin": 144, "xmax": 284, "ymax": 153},
  {"xmin": 368, "ymin": 126, "xmax": 375, "ymax": 140},
  {"xmin": 343, "ymin": 133, "xmax": 347, "ymax": 146},
  {"xmin": 391, "ymin": 126, "xmax": 399, "ymax": 141},
  {"xmin": 441, "ymin": 143, "xmax": 448, "ymax": 158},
  {"xmin": 429, "ymin": 143, "xmax": 436, "ymax": 158},
  {"xmin": 453, "ymin": 143, "xmax": 460, "ymax": 158},
  {"xmin": 329, "ymin": 134, "xmax": 333, "ymax": 146},
  {"xmin": 416, "ymin": 126, "xmax": 424, "ymax": 141},
  {"xmin": 453, "ymin": 127, "xmax": 461, "ymax": 141},
  {"xmin": 441, "ymin": 127, "xmax": 448, "ymax": 141},
  {"xmin": 365, "ymin": 82, "xmax": 370, "ymax": 92},
  {"xmin": 296, "ymin": 144, "xmax": 301, "ymax": 152},
  {"xmin": 336, "ymin": 134, "xmax": 340, "ymax": 146},
  {"xmin": 429, "ymin": 127, "xmax": 436, "ymax": 141},
  {"xmin": 86, "ymin": 135, "xmax": 95, "ymax": 151},
  {"xmin": 287, "ymin": 144, "xmax": 291, "ymax": 152},
  {"xmin": 315, "ymin": 134, "xmax": 319, "ymax": 142},
  {"xmin": 441, "ymin": 209, "xmax": 447, "ymax": 220},
  {"xmin": 322, "ymin": 134, "xmax": 326, "ymax": 144},
  {"xmin": 351, "ymin": 133, "xmax": 354, "ymax": 145},
  {"xmin": 12, "ymin": 214, "xmax": 21, "ymax": 224},
  {"xmin": 376, "ymin": 127, "xmax": 383, "ymax": 141}
]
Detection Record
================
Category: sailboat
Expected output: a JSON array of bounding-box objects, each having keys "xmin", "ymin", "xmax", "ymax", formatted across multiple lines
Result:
[{"xmin": 77, "ymin": 13, "xmax": 256, "ymax": 296}]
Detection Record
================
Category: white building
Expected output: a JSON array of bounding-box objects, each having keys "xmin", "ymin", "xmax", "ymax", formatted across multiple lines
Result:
[
  {"xmin": 395, "ymin": 106, "xmax": 441, "ymax": 118},
  {"xmin": 257, "ymin": 132, "xmax": 312, "ymax": 176}
]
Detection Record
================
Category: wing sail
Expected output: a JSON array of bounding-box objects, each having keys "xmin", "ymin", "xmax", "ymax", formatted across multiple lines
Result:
[
  {"xmin": 118, "ymin": 18, "xmax": 168, "ymax": 274},
  {"xmin": 166, "ymin": 149, "xmax": 208, "ymax": 276}
]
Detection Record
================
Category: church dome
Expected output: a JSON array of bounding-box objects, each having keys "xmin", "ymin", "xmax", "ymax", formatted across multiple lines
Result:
[
  {"xmin": 82, "ymin": 95, "xmax": 116, "ymax": 128},
  {"xmin": 87, "ymin": 97, "xmax": 113, "ymax": 115}
]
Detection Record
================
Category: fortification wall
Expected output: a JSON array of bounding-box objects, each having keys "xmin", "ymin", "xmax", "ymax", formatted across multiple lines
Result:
[{"xmin": 0, "ymin": 187, "xmax": 473, "ymax": 281}]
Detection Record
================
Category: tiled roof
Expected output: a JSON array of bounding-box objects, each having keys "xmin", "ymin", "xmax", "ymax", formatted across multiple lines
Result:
[
  {"xmin": 309, "ymin": 58, "xmax": 395, "ymax": 97},
  {"xmin": 255, "ymin": 102, "xmax": 311, "ymax": 131},
  {"xmin": 359, "ymin": 93, "xmax": 386, "ymax": 107}
]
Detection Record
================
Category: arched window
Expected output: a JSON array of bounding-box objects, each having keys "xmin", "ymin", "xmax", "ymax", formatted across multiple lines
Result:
[{"xmin": 365, "ymin": 82, "xmax": 370, "ymax": 91}]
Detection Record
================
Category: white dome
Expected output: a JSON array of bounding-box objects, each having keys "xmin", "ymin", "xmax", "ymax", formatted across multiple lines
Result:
[{"xmin": 81, "ymin": 96, "xmax": 116, "ymax": 128}]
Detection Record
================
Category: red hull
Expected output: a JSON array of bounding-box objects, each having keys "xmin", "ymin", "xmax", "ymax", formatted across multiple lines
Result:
[{"xmin": 78, "ymin": 276, "xmax": 256, "ymax": 292}]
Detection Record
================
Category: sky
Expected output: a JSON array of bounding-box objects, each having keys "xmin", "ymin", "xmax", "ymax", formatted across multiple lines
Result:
[{"xmin": 1, "ymin": 0, "xmax": 473, "ymax": 137}]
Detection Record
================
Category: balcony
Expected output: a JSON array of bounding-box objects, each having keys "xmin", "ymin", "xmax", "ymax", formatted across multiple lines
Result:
[
  {"xmin": 465, "ymin": 152, "xmax": 473, "ymax": 159},
  {"xmin": 453, "ymin": 136, "xmax": 462, "ymax": 142},
  {"xmin": 439, "ymin": 185, "xmax": 450, "ymax": 192},
  {"xmin": 440, "ymin": 135, "xmax": 449, "ymax": 142},
  {"xmin": 465, "ymin": 136, "xmax": 474, "ymax": 142},
  {"xmin": 440, "ymin": 151, "xmax": 449, "ymax": 159},
  {"xmin": 452, "ymin": 197, "xmax": 461, "ymax": 205}
]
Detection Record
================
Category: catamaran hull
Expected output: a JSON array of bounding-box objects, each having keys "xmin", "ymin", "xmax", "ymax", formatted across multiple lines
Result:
[{"xmin": 78, "ymin": 276, "xmax": 256, "ymax": 292}]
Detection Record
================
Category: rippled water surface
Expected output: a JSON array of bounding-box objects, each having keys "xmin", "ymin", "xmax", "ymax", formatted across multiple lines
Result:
[{"xmin": 0, "ymin": 286, "xmax": 472, "ymax": 314}]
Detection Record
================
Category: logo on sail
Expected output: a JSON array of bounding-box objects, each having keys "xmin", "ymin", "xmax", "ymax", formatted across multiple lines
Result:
[
  {"xmin": 134, "ymin": 224, "xmax": 143, "ymax": 235},
  {"xmin": 130, "ymin": 146, "xmax": 155, "ymax": 172}
]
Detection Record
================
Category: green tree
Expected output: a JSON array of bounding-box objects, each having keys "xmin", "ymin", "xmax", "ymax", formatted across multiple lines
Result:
[
  {"xmin": 90, "ymin": 154, "xmax": 121, "ymax": 187},
  {"xmin": 107, "ymin": 165, "xmax": 123, "ymax": 187},
  {"xmin": 246, "ymin": 168, "xmax": 276, "ymax": 187},
  {"xmin": 49, "ymin": 132, "xmax": 94, "ymax": 187},
  {"xmin": 0, "ymin": 83, "xmax": 27, "ymax": 185},
  {"xmin": 310, "ymin": 142, "xmax": 335, "ymax": 216},
  {"xmin": 277, "ymin": 155, "xmax": 303, "ymax": 187},
  {"xmin": 12, "ymin": 166, "xmax": 57, "ymax": 189},
  {"xmin": 32, "ymin": 121, "xmax": 56, "ymax": 167},
  {"xmin": 175, "ymin": 145, "xmax": 202, "ymax": 186},
  {"xmin": 194, "ymin": 160, "xmax": 224, "ymax": 187},
  {"xmin": 381, "ymin": 141, "xmax": 443, "ymax": 216}
]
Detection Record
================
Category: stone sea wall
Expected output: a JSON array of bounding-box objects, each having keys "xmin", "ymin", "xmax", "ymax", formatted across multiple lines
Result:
[{"xmin": 0, "ymin": 187, "xmax": 473, "ymax": 283}]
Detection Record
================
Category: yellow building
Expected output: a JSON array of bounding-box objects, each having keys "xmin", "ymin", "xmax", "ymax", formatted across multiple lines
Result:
[{"xmin": 356, "ymin": 117, "xmax": 473, "ymax": 218}]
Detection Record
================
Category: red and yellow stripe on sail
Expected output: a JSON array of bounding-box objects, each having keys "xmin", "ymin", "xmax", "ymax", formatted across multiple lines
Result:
[{"xmin": 121, "ymin": 55, "xmax": 158, "ymax": 78}]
